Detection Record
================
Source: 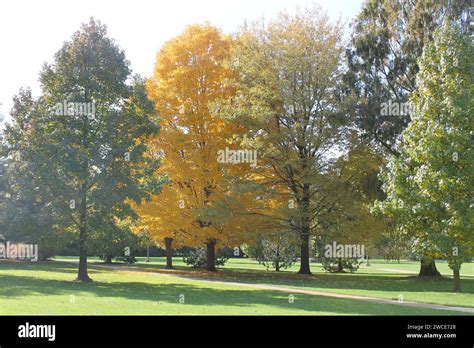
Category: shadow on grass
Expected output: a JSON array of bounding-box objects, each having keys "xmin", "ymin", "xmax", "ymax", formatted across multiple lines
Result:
[
  {"xmin": 0, "ymin": 260, "xmax": 103, "ymax": 275},
  {"xmin": 212, "ymin": 269, "xmax": 474, "ymax": 295},
  {"xmin": 105, "ymin": 261, "xmax": 474, "ymax": 296},
  {"xmin": 0, "ymin": 262, "xmax": 461, "ymax": 315}
]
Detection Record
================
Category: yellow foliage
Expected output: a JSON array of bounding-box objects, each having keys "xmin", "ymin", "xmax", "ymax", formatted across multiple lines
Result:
[{"xmin": 134, "ymin": 24, "xmax": 258, "ymax": 249}]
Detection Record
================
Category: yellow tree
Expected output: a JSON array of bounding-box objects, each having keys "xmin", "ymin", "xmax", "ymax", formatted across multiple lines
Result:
[
  {"xmin": 132, "ymin": 184, "xmax": 192, "ymax": 269},
  {"xmin": 144, "ymin": 24, "xmax": 253, "ymax": 271}
]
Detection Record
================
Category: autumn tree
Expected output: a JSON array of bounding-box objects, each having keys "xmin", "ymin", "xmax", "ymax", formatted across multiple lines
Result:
[
  {"xmin": 374, "ymin": 22, "xmax": 474, "ymax": 292},
  {"xmin": 220, "ymin": 8, "xmax": 347, "ymax": 274},
  {"xmin": 145, "ymin": 24, "xmax": 252, "ymax": 272},
  {"xmin": 132, "ymin": 184, "xmax": 190, "ymax": 269}
]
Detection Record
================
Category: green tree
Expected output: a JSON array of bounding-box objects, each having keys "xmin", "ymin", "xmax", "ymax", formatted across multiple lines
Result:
[
  {"xmin": 89, "ymin": 220, "xmax": 141, "ymax": 264},
  {"xmin": 374, "ymin": 22, "xmax": 474, "ymax": 292},
  {"xmin": 1, "ymin": 19, "xmax": 158, "ymax": 281},
  {"xmin": 0, "ymin": 89, "xmax": 72, "ymax": 260},
  {"xmin": 255, "ymin": 232, "xmax": 299, "ymax": 272},
  {"xmin": 346, "ymin": 0, "xmax": 470, "ymax": 276},
  {"xmin": 346, "ymin": 0, "xmax": 470, "ymax": 155},
  {"xmin": 221, "ymin": 7, "xmax": 347, "ymax": 275}
]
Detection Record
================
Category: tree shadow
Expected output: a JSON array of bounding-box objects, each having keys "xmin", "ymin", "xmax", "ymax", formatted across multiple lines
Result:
[
  {"xmin": 155, "ymin": 266, "xmax": 474, "ymax": 295},
  {"xmin": 0, "ymin": 260, "xmax": 102, "ymax": 275},
  {"xmin": 80, "ymin": 259, "xmax": 474, "ymax": 296},
  {"xmin": 0, "ymin": 263, "xmax": 462, "ymax": 315}
]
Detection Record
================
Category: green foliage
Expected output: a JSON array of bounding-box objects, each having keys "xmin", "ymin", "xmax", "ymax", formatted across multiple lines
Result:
[
  {"xmin": 345, "ymin": 0, "xmax": 470, "ymax": 156},
  {"xmin": 0, "ymin": 18, "xmax": 159, "ymax": 280},
  {"xmin": 219, "ymin": 7, "xmax": 349, "ymax": 274},
  {"xmin": 0, "ymin": 92, "xmax": 73, "ymax": 260},
  {"xmin": 251, "ymin": 233, "xmax": 298, "ymax": 272},
  {"xmin": 89, "ymin": 222, "xmax": 141, "ymax": 264},
  {"xmin": 320, "ymin": 258, "xmax": 362, "ymax": 273},
  {"xmin": 182, "ymin": 247, "xmax": 230, "ymax": 269},
  {"xmin": 374, "ymin": 21, "xmax": 474, "ymax": 291},
  {"xmin": 374, "ymin": 229, "xmax": 410, "ymax": 262}
]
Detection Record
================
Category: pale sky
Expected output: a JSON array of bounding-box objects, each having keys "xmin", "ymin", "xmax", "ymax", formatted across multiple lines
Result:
[{"xmin": 0, "ymin": 0, "xmax": 364, "ymax": 126}]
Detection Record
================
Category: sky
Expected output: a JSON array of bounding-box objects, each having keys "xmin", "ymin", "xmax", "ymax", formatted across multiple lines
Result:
[{"xmin": 0, "ymin": 0, "xmax": 364, "ymax": 126}]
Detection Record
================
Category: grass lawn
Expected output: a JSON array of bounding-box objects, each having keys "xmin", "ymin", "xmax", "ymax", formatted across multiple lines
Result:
[
  {"xmin": 0, "ymin": 258, "xmax": 472, "ymax": 315},
  {"xmin": 190, "ymin": 258, "xmax": 474, "ymax": 308},
  {"xmin": 54, "ymin": 256, "xmax": 474, "ymax": 308}
]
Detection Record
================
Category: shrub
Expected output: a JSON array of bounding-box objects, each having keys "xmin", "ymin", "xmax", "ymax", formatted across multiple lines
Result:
[
  {"xmin": 183, "ymin": 247, "xmax": 229, "ymax": 268},
  {"xmin": 252, "ymin": 233, "xmax": 298, "ymax": 272},
  {"xmin": 321, "ymin": 257, "xmax": 362, "ymax": 273}
]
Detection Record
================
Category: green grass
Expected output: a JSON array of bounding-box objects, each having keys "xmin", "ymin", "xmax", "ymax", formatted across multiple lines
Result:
[
  {"xmin": 53, "ymin": 256, "xmax": 474, "ymax": 308},
  {"xmin": 0, "ymin": 258, "xmax": 472, "ymax": 315}
]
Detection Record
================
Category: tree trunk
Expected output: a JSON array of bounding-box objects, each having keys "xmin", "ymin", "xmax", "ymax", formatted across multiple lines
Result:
[
  {"xmin": 164, "ymin": 237, "xmax": 173, "ymax": 269},
  {"xmin": 337, "ymin": 258, "xmax": 344, "ymax": 272},
  {"xmin": 206, "ymin": 239, "xmax": 217, "ymax": 272},
  {"xmin": 297, "ymin": 232, "xmax": 311, "ymax": 275},
  {"xmin": 76, "ymin": 181, "xmax": 92, "ymax": 282},
  {"xmin": 453, "ymin": 268, "xmax": 461, "ymax": 293},
  {"xmin": 275, "ymin": 260, "xmax": 280, "ymax": 272},
  {"xmin": 103, "ymin": 255, "xmax": 113, "ymax": 264},
  {"xmin": 419, "ymin": 258, "xmax": 442, "ymax": 277},
  {"xmin": 76, "ymin": 226, "xmax": 92, "ymax": 282},
  {"xmin": 298, "ymin": 183, "xmax": 312, "ymax": 275}
]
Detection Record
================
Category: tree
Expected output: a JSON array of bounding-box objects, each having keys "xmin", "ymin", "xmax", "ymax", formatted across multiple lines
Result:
[
  {"xmin": 333, "ymin": 146, "xmax": 390, "ymax": 240},
  {"xmin": 375, "ymin": 228, "xmax": 410, "ymax": 263},
  {"xmin": 346, "ymin": 0, "xmax": 470, "ymax": 155},
  {"xmin": 255, "ymin": 232, "xmax": 298, "ymax": 272},
  {"xmin": 346, "ymin": 0, "xmax": 471, "ymax": 276},
  {"xmin": 182, "ymin": 246, "xmax": 232, "ymax": 269},
  {"xmin": 309, "ymin": 145, "xmax": 390, "ymax": 272},
  {"xmin": 146, "ymin": 24, "xmax": 250, "ymax": 271},
  {"xmin": 89, "ymin": 220, "xmax": 141, "ymax": 264},
  {"xmin": 220, "ymin": 7, "xmax": 346, "ymax": 274},
  {"xmin": 0, "ymin": 89, "xmax": 72, "ymax": 260},
  {"xmin": 132, "ymin": 184, "xmax": 188, "ymax": 270},
  {"xmin": 1, "ymin": 19, "xmax": 158, "ymax": 281},
  {"xmin": 374, "ymin": 22, "xmax": 474, "ymax": 292}
]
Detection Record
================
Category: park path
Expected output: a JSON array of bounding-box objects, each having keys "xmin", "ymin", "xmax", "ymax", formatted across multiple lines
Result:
[
  {"xmin": 376, "ymin": 268, "xmax": 417, "ymax": 274},
  {"xmin": 76, "ymin": 261, "xmax": 474, "ymax": 314},
  {"xmin": 372, "ymin": 267, "xmax": 474, "ymax": 277}
]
